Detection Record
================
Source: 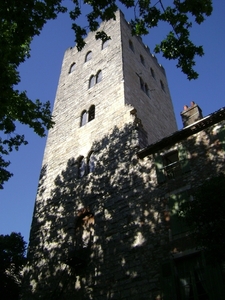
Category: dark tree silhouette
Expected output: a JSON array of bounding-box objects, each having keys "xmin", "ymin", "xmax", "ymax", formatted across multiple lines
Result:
[{"xmin": 0, "ymin": 232, "xmax": 27, "ymax": 300}]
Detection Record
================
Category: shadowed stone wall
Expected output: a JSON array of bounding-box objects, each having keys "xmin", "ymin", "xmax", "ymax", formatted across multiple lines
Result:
[
  {"xmin": 22, "ymin": 117, "xmax": 225, "ymax": 299},
  {"xmin": 23, "ymin": 123, "xmax": 169, "ymax": 299}
]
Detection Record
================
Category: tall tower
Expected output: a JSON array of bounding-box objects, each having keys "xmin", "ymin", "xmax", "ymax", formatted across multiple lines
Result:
[
  {"xmin": 23, "ymin": 11, "xmax": 177, "ymax": 299},
  {"xmin": 41, "ymin": 10, "xmax": 176, "ymax": 185}
]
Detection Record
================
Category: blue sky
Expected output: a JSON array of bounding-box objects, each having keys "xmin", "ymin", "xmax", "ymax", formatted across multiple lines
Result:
[{"xmin": 0, "ymin": 1, "xmax": 225, "ymax": 244}]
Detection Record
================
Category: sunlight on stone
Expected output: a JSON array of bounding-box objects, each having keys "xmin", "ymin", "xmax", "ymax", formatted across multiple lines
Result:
[
  {"xmin": 144, "ymin": 209, "xmax": 149, "ymax": 216},
  {"xmin": 132, "ymin": 231, "xmax": 146, "ymax": 247},
  {"xmin": 75, "ymin": 276, "xmax": 81, "ymax": 290},
  {"xmin": 82, "ymin": 277, "xmax": 87, "ymax": 284},
  {"xmin": 126, "ymin": 270, "xmax": 138, "ymax": 278},
  {"xmin": 93, "ymin": 235, "xmax": 99, "ymax": 243},
  {"xmin": 94, "ymin": 245, "xmax": 103, "ymax": 257},
  {"xmin": 45, "ymin": 242, "xmax": 59, "ymax": 250},
  {"xmin": 37, "ymin": 216, "xmax": 44, "ymax": 223},
  {"xmin": 154, "ymin": 211, "xmax": 160, "ymax": 221},
  {"xmin": 85, "ymin": 184, "xmax": 93, "ymax": 194},
  {"xmin": 58, "ymin": 230, "xmax": 67, "ymax": 240},
  {"xmin": 95, "ymin": 268, "xmax": 102, "ymax": 277},
  {"xmin": 58, "ymin": 205, "xmax": 65, "ymax": 212},
  {"xmin": 30, "ymin": 279, "xmax": 37, "ymax": 292},
  {"xmin": 37, "ymin": 259, "xmax": 46, "ymax": 268},
  {"xmin": 121, "ymin": 257, "xmax": 126, "ymax": 266},
  {"xmin": 195, "ymin": 133, "xmax": 204, "ymax": 145},
  {"xmin": 104, "ymin": 209, "xmax": 112, "ymax": 220}
]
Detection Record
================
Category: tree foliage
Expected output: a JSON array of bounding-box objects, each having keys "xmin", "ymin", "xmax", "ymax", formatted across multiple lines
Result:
[
  {"xmin": 182, "ymin": 173, "xmax": 225, "ymax": 262},
  {"xmin": 70, "ymin": 0, "xmax": 212, "ymax": 79},
  {"xmin": 0, "ymin": 0, "xmax": 212, "ymax": 188},
  {"xmin": 0, "ymin": 1, "xmax": 66, "ymax": 188},
  {"xmin": 0, "ymin": 232, "xmax": 27, "ymax": 299}
]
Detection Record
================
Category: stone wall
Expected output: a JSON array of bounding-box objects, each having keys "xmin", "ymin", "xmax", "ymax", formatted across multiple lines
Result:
[
  {"xmin": 22, "ymin": 118, "xmax": 225, "ymax": 299},
  {"xmin": 40, "ymin": 10, "xmax": 177, "ymax": 200},
  {"xmin": 120, "ymin": 14, "xmax": 177, "ymax": 142},
  {"xmin": 23, "ymin": 123, "xmax": 169, "ymax": 299}
]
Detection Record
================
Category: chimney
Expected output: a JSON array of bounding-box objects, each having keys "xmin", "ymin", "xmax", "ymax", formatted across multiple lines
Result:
[{"xmin": 180, "ymin": 101, "xmax": 203, "ymax": 127}]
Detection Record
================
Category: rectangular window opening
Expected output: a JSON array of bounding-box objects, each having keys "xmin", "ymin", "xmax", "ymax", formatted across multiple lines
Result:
[{"xmin": 162, "ymin": 151, "xmax": 182, "ymax": 179}]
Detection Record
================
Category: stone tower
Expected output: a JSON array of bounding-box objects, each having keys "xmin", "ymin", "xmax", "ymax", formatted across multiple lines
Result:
[{"xmin": 23, "ymin": 10, "xmax": 178, "ymax": 299}]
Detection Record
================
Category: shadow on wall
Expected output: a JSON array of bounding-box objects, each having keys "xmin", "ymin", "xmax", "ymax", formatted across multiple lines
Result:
[
  {"xmin": 22, "ymin": 124, "xmax": 167, "ymax": 300},
  {"xmin": 22, "ymin": 122, "xmax": 225, "ymax": 300}
]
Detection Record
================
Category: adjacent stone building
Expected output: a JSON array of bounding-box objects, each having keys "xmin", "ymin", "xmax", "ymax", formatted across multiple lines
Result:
[{"xmin": 22, "ymin": 10, "xmax": 225, "ymax": 300}]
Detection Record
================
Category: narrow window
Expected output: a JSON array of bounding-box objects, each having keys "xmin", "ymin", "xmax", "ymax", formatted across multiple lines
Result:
[
  {"xmin": 140, "ymin": 55, "xmax": 145, "ymax": 66},
  {"xmin": 88, "ymin": 105, "xmax": 95, "ymax": 122},
  {"xmin": 89, "ymin": 75, "xmax": 95, "ymax": 89},
  {"xmin": 85, "ymin": 51, "xmax": 92, "ymax": 62},
  {"xmin": 168, "ymin": 191, "xmax": 190, "ymax": 236},
  {"xmin": 129, "ymin": 40, "xmax": 134, "ymax": 52},
  {"xmin": 102, "ymin": 40, "xmax": 109, "ymax": 50},
  {"xmin": 69, "ymin": 63, "xmax": 76, "ymax": 73},
  {"xmin": 140, "ymin": 77, "xmax": 144, "ymax": 91},
  {"xmin": 78, "ymin": 156, "xmax": 86, "ymax": 178},
  {"xmin": 145, "ymin": 84, "xmax": 150, "ymax": 97},
  {"xmin": 75, "ymin": 208, "xmax": 95, "ymax": 249},
  {"xmin": 160, "ymin": 80, "xmax": 165, "ymax": 92},
  {"xmin": 66, "ymin": 208, "xmax": 95, "ymax": 269},
  {"xmin": 80, "ymin": 110, "xmax": 87, "ymax": 127},
  {"xmin": 87, "ymin": 152, "xmax": 96, "ymax": 174},
  {"xmin": 150, "ymin": 68, "xmax": 155, "ymax": 79},
  {"xmin": 96, "ymin": 70, "xmax": 102, "ymax": 84}
]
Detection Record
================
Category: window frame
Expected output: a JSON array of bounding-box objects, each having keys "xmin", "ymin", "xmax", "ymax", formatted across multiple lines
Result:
[
  {"xmin": 78, "ymin": 156, "xmax": 86, "ymax": 178},
  {"xmin": 102, "ymin": 40, "xmax": 109, "ymax": 50},
  {"xmin": 87, "ymin": 151, "xmax": 96, "ymax": 174},
  {"xmin": 129, "ymin": 40, "xmax": 134, "ymax": 52},
  {"xmin": 85, "ymin": 51, "xmax": 92, "ymax": 62},
  {"xmin": 162, "ymin": 151, "xmax": 182, "ymax": 180},
  {"xmin": 150, "ymin": 67, "xmax": 155, "ymax": 79},
  {"xmin": 69, "ymin": 62, "xmax": 76, "ymax": 73},
  {"xmin": 80, "ymin": 110, "xmax": 88, "ymax": 127},
  {"xmin": 140, "ymin": 54, "xmax": 145, "ymax": 66},
  {"xmin": 160, "ymin": 80, "xmax": 166, "ymax": 92},
  {"xmin": 145, "ymin": 83, "xmax": 150, "ymax": 98},
  {"xmin": 155, "ymin": 145, "xmax": 190, "ymax": 183},
  {"xmin": 88, "ymin": 75, "xmax": 95, "ymax": 89},
  {"xmin": 88, "ymin": 105, "xmax": 95, "ymax": 122},
  {"xmin": 140, "ymin": 77, "xmax": 145, "ymax": 91},
  {"xmin": 96, "ymin": 70, "xmax": 102, "ymax": 84}
]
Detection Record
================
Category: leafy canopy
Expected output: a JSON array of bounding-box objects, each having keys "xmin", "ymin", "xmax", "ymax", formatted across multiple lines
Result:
[
  {"xmin": 0, "ymin": 1, "xmax": 67, "ymax": 188},
  {"xmin": 0, "ymin": 0, "xmax": 212, "ymax": 188},
  {"xmin": 70, "ymin": 0, "xmax": 212, "ymax": 79}
]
